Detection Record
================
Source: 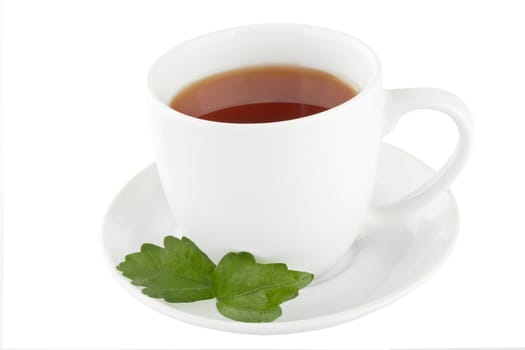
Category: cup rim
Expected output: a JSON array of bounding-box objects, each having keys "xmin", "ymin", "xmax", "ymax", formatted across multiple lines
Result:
[{"xmin": 146, "ymin": 23, "xmax": 382, "ymax": 128}]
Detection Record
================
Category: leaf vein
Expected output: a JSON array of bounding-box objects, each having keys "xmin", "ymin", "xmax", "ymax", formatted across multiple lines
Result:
[{"xmin": 226, "ymin": 275, "xmax": 311, "ymax": 299}]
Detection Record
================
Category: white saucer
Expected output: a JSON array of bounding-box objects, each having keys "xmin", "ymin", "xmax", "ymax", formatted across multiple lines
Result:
[{"xmin": 102, "ymin": 144, "xmax": 459, "ymax": 334}]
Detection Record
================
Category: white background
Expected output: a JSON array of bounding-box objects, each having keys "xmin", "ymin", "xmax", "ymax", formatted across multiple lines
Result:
[{"xmin": 1, "ymin": 0, "xmax": 525, "ymax": 348}]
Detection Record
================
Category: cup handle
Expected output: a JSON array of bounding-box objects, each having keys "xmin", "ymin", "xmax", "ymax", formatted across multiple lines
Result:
[{"xmin": 375, "ymin": 88, "xmax": 474, "ymax": 216}]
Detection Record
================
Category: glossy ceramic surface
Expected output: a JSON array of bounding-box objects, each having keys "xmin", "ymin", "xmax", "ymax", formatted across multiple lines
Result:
[{"xmin": 102, "ymin": 144, "xmax": 459, "ymax": 334}]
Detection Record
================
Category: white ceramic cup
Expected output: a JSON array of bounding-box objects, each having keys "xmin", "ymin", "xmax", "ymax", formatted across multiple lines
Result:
[{"xmin": 147, "ymin": 24, "xmax": 473, "ymax": 276}]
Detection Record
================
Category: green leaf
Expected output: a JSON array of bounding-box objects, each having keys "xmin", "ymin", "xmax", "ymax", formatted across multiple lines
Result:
[
  {"xmin": 212, "ymin": 252, "xmax": 314, "ymax": 322},
  {"xmin": 117, "ymin": 236, "xmax": 216, "ymax": 302}
]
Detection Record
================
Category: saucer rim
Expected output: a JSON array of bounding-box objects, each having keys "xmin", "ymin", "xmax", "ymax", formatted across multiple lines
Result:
[{"xmin": 101, "ymin": 143, "xmax": 459, "ymax": 334}]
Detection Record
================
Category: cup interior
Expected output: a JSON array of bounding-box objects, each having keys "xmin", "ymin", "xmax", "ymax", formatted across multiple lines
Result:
[{"xmin": 147, "ymin": 24, "xmax": 380, "ymax": 107}]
